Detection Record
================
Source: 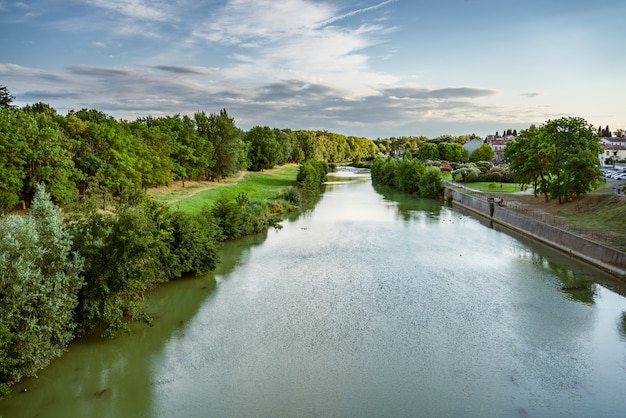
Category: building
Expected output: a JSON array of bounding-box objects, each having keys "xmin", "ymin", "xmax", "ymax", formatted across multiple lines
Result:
[{"xmin": 485, "ymin": 134, "xmax": 516, "ymax": 163}]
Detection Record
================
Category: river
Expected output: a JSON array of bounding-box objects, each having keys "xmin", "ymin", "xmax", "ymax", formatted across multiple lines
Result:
[{"xmin": 2, "ymin": 168, "xmax": 626, "ymax": 417}]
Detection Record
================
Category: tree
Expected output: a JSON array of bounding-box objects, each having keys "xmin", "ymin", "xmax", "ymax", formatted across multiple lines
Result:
[
  {"xmin": 296, "ymin": 130, "xmax": 317, "ymax": 161},
  {"xmin": 195, "ymin": 109, "xmax": 245, "ymax": 180},
  {"xmin": 505, "ymin": 117, "xmax": 601, "ymax": 203},
  {"xmin": 20, "ymin": 106, "xmax": 82, "ymax": 205},
  {"xmin": 470, "ymin": 143, "xmax": 495, "ymax": 162},
  {"xmin": 417, "ymin": 142, "xmax": 439, "ymax": 161},
  {"xmin": 245, "ymin": 126, "xmax": 282, "ymax": 171},
  {"xmin": 505, "ymin": 124, "xmax": 549, "ymax": 199},
  {"xmin": 420, "ymin": 166, "xmax": 444, "ymax": 198},
  {"xmin": 69, "ymin": 193, "xmax": 175, "ymax": 337},
  {"xmin": 0, "ymin": 185, "xmax": 83, "ymax": 393},
  {"xmin": 394, "ymin": 158, "xmax": 424, "ymax": 194},
  {"xmin": 272, "ymin": 129, "xmax": 293, "ymax": 165},
  {"xmin": 438, "ymin": 142, "xmax": 468, "ymax": 162},
  {"xmin": 0, "ymin": 86, "xmax": 15, "ymax": 109},
  {"xmin": 543, "ymin": 117, "xmax": 602, "ymax": 203},
  {"xmin": 168, "ymin": 211, "xmax": 220, "ymax": 276},
  {"xmin": 0, "ymin": 109, "xmax": 27, "ymax": 213}
]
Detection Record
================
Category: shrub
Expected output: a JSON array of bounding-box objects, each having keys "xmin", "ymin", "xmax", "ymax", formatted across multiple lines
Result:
[
  {"xmin": 420, "ymin": 166, "xmax": 444, "ymax": 198},
  {"xmin": 282, "ymin": 187, "xmax": 302, "ymax": 206}
]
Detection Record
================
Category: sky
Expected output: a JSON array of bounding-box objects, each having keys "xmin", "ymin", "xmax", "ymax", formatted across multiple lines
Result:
[{"xmin": 1, "ymin": 0, "xmax": 625, "ymax": 139}]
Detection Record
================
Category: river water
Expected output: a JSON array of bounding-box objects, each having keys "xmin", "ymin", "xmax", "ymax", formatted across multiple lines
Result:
[{"xmin": 3, "ymin": 169, "xmax": 626, "ymax": 417}]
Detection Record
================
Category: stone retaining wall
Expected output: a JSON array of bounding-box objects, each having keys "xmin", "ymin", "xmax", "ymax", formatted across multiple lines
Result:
[{"xmin": 445, "ymin": 187, "xmax": 626, "ymax": 279}]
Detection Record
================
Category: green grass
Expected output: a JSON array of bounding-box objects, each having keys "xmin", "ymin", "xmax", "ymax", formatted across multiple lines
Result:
[
  {"xmin": 163, "ymin": 165, "xmax": 299, "ymax": 214},
  {"xmin": 465, "ymin": 182, "xmax": 523, "ymax": 193}
]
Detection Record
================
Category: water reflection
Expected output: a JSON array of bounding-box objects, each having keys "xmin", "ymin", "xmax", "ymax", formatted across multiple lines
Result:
[{"xmin": 619, "ymin": 312, "xmax": 626, "ymax": 341}]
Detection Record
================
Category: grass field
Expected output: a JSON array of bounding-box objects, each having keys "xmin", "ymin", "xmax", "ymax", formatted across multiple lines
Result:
[
  {"xmin": 149, "ymin": 165, "xmax": 299, "ymax": 214},
  {"xmin": 462, "ymin": 182, "xmax": 523, "ymax": 193}
]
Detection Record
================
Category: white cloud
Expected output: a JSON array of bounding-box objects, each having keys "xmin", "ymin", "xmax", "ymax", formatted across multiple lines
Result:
[
  {"xmin": 83, "ymin": 0, "xmax": 173, "ymax": 22},
  {"xmin": 189, "ymin": 0, "xmax": 397, "ymax": 97}
]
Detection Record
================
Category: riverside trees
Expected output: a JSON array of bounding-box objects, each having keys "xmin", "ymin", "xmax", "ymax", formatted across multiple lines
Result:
[
  {"xmin": 0, "ymin": 186, "xmax": 83, "ymax": 396},
  {"xmin": 370, "ymin": 155, "xmax": 443, "ymax": 198},
  {"xmin": 0, "ymin": 91, "xmax": 381, "ymax": 214},
  {"xmin": 504, "ymin": 117, "xmax": 602, "ymax": 203}
]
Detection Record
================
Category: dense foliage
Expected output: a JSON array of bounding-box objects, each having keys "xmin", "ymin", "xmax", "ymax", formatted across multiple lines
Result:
[
  {"xmin": 296, "ymin": 159, "xmax": 329, "ymax": 202},
  {"xmin": 0, "ymin": 100, "xmax": 382, "ymax": 214},
  {"xmin": 0, "ymin": 186, "xmax": 83, "ymax": 396},
  {"xmin": 504, "ymin": 117, "xmax": 602, "ymax": 202},
  {"xmin": 370, "ymin": 157, "xmax": 443, "ymax": 198}
]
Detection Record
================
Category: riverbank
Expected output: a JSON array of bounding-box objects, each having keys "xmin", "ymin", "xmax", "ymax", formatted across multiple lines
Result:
[
  {"xmin": 147, "ymin": 164, "xmax": 299, "ymax": 213},
  {"xmin": 445, "ymin": 186, "xmax": 626, "ymax": 279}
]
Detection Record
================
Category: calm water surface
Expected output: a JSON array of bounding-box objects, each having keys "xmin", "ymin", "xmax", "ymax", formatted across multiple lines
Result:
[{"xmin": 3, "ymin": 169, "xmax": 626, "ymax": 417}]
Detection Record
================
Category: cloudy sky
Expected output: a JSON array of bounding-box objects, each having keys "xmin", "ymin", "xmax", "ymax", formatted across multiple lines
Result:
[{"xmin": 1, "ymin": 0, "xmax": 624, "ymax": 138}]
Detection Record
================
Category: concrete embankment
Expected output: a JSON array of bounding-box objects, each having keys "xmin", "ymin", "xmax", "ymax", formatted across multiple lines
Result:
[{"xmin": 445, "ymin": 187, "xmax": 626, "ymax": 279}]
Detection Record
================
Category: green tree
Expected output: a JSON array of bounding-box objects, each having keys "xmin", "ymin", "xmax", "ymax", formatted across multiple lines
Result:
[
  {"xmin": 245, "ymin": 126, "xmax": 282, "ymax": 171},
  {"xmin": 543, "ymin": 117, "xmax": 602, "ymax": 203},
  {"xmin": 506, "ymin": 118, "xmax": 601, "ymax": 203},
  {"xmin": 296, "ymin": 131, "xmax": 317, "ymax": 161},
  {"xmin": 168, "ymin": 211, "xmax": 220, "ymax": 276},
  {"xmin": 195, "ymin": 109, "xmax": 245, "ymax": 180},
  {"xmin": 69, "ymin": 193, "xmax": 174, "ymax": 336},
  {"xmin": 470, "ymin": 143, "xmax": 495, "ymax": 162},
  {"xmin": 0, "ymin": 108, "xmax": 27, "ymax": 213},
  {"xmin": 22, "ymin": 110, "xmax": 81, "ymax": 205},
  {"xmin": 419, "ymin": 166, "xmax": 444, "ymax": 198},
  {"xmin": 273, "ymin": 128, "xmax": 294, "ymax": 165},
  {"xmin": 504, "ymin": 125, "xmax": 547, "ymax": 199},
  {"xmin": 438, "ymin": 142, "xmax": 468, "ymax": 162},
  {"xmin": 0, "ymin": 86, "xmax": 15, "ymax": 109},
  {"xmin": 394, "ymin": 158, "xmax": 424, "ymax": 194},
  {"xmin": 417, "ymin": 142, "xmax": 439, "ymax": 161},
  {"xmin": 0, "ymin": 185, "xmax": 83, "ymax": 393}
]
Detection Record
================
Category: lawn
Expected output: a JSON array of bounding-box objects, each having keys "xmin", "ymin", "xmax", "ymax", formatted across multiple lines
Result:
[
  {"xmin": 465, "ymin": 182, "xmax": 524, "ymax": 193},
  {"xmin": 149, "ymin": 165, "xmax": 299, "ymax": 214}
]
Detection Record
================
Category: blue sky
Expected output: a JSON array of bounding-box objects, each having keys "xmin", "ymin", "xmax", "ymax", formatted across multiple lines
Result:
[{"xmin": 1, "ymin": 0, "xmax": 624, "ymax": 139}]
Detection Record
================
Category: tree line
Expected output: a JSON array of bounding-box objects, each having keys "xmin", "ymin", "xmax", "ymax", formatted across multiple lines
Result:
[{"xmin": 0, "ymin": 88, "xmax": 379, "ymax": 215}]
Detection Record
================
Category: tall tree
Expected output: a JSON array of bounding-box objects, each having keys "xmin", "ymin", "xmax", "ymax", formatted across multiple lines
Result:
[
  {"xmin": 543, "ymin": 117, "xmax": 602, "ymax": 203},
  {"xmin": 0, "ymin": 185, "xmax": 83, "ymax": 393},
  {"xmin": 506, "ymin": 118, "xmax": 601, "ymax": 203},
  {"xmin": 195, "ymin": 109, "xmax": 245, "ymax": 180},
  {"xmin": 0, "ymin": 86, "xmax": 15, "ymax": 109},
  {"xmin": 245, "ymin": 126, "xmax": 282, "ymax": 171},
  {"xmin": 0, "ymin": 109, "xmax": 27, "ymax": 213},
  {"xmin": 296, "ymin": 130, "xmax": 317, "ymax": 161},
  {"xmin": 505, "ymin": 125, "xmax": 548, "ymax": 199}
]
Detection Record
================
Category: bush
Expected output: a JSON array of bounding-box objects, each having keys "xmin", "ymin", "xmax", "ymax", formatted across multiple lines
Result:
[
  {"xmin": 282, "ymin": 187, "xmax": 302, "ymax": 206},
  {"xmin": 420, "ymin": 166, "xmax": 444, "ymax": 198}
]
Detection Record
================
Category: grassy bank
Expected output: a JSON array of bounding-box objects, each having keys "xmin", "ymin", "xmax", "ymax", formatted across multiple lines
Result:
[
  {"xmin": 148, "ymin": 164, "xmax": 300, "ymax": 214},
  {"xmin": 449, "ymin": 181, "xmax": 626, "ymax": 252}
]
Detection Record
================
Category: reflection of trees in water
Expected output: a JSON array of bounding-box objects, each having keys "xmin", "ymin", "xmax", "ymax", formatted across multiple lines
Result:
[
  {"xmin": 372, "ymin": 184, "xmax": 442, "ymax": 222},
  {"xmin": 619, "ymin": 312, "xmax": 626, "ymax": 340},
  {"xmin": 527, "ymin": 252, "xmax": 597, "ymax": 304}
]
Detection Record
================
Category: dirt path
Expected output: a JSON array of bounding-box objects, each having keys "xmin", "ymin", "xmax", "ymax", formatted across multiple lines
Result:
[{"xmin": 147, "ymin": 171, "xmax": 247, "ymax": 205}]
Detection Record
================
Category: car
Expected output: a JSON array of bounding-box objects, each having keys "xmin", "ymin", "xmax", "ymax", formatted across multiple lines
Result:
[{"xmin": 614, "ymin": 173, "xmax": 626, "ymax": 180}]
